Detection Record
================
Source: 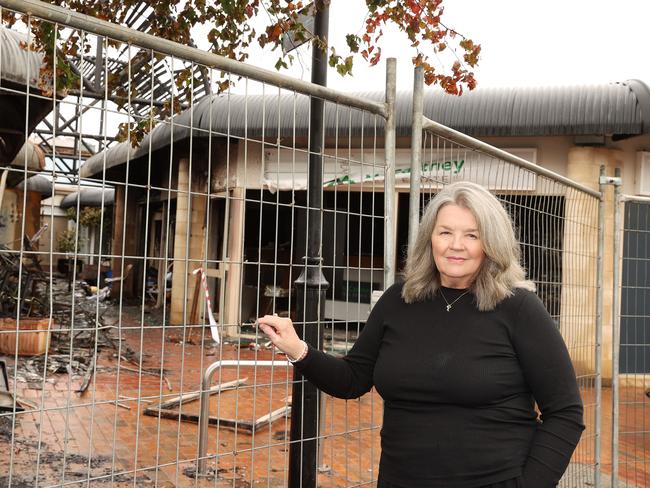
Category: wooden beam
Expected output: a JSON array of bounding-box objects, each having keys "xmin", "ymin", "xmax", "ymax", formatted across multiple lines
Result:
[
  {"xmin": 143, "ymin": 404, "xmax": 290, "ymax": 434},
  {"xmin": 141, "ymin": 377, "xmax": 290, "ymax": 434},
  {"xmin": 155, "ymin": 200, "xmax": 169, "ymax": 309},
  {"xmin": 187, "ymin": 271, "xmax": 202, "ymax": 343},
  {"xmin": 111, "ymin": 185, "xmax": 126, "ymax": 297},
  {"xmin": 148, "ymin": 377, "xmax": 246, "ymax": 410},
  {"xmin": 201, "ymin": 267, "xmax": 225, "ymax": 279},
  {"xmin": 223, "ymin": 187, "xmax": 245, "ymax": 337}
]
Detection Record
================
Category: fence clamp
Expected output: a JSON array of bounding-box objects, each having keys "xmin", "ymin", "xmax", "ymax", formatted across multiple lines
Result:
[{"xmin": 600, "ymin": 175, "xmax": 622, "ymax": 186}]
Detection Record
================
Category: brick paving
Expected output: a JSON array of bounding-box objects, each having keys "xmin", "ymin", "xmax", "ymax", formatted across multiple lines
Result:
[
  {"xmin": 596, "ymin": 386, "xmax": 650, "ymax": 487},
  {"xmin": 1, "ymin": 307, "xmax": 648, "ymax": 487},
  {"xmin": 1, "ymin": 308, "xmax": 382, "ymax": 487}
]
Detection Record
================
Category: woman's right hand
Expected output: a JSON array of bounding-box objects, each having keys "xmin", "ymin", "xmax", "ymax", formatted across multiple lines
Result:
[{"xmin": 256, "ymin": 315, "xmax": 306, "ymax": 360}]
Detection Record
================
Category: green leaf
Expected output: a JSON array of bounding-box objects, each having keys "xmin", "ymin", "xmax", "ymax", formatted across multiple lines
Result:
[
  {"xmin": 345, "ymin": 55, "xmax": 354, "ymax": 72},
  {"xmin": 346, "ymin": 34, "xmax": 360, "ymax": 52},
  {"xmin": 328, "ymin": 47, "xmax": 341, "ymax": 67}
]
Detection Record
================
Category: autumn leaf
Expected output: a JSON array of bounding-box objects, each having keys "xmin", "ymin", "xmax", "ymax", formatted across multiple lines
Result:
[{"xmin": 14, "ymin": 0, "xmax": 481, "ymax": 148}]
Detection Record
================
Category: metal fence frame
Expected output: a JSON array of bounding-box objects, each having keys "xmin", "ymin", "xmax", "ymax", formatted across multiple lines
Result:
[
  {"xmin": 0, "ymin": 0, "xmax": 399, "ymax": 290},
  {"xmin": 0, "ymin": 1, "xmax": 397, "ymax": 487},
  {"xmin": 612, "ymin": 191, "xmax": 650, "ymax": 488},
  {"xmin": 0, "ymin": 2, "xmax": 622, "ymax": 487},
  {"xmin": 409, "ymin": 66, "xmax": 604, "ymax": 487}
]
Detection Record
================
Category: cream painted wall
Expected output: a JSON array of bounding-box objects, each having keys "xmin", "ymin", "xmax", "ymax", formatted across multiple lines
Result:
[
  {"xmin": 220, "ymin": 133, "xmax": 650, "ymax": 194},
  {"xmin": 478, "ymin": 135, "xmax": 650, "ymax": 381},
  {"xmin": 210, "ymin": 139, "xmax": 265, "ymax": 192},
  {"xmin": 481, "ymin": 135, "xmax": 573, "ymax": 178},
  {"xmin": 217, "ymin": 133, "xmax": 650, "ymax": 360},
  {"xmin": 609, "ymin": 134, "xmax": 650, "ymax": 195},
  {"xmin": 482, "ymin": 133, "xmax": 650, "ymax": 196},
  {"xmin": 237, "ymin": 141, "xmax": 265, "ymax": 190}
]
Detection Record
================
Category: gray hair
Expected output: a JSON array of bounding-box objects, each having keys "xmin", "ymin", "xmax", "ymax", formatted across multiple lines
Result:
[{"xmin": 401, "ymin": 181, "xmax": 535, "ymax": 311}]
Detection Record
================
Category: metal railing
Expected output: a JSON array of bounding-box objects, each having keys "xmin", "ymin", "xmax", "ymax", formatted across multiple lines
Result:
[{"xmin": 197, "ymin": 359, "xmax": 292, "ymax": 474}]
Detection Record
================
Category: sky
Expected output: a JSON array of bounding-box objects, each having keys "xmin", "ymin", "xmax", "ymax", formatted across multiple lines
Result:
[
  {"xmin": 32, "ymin": 0, "xmax": 650, "ymax": 160},
  {"xmin": 238, "ymin": 0, "xmax": 650, "ymax": 93}
]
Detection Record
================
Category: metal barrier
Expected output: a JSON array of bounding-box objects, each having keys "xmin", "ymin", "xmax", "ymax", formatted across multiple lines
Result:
[
  {"xmin": 0, "ymin": 1, "xmax": 617, "ymax": 487},
  {"xmin": 613, "ymin": 193, "xmax": 650, "ymax": 488},
  {"xmin": 409, "ymin": 66, "xmax": 603, "ymax": 487},
  {"xmin": 0, "ymin": 0, "xmax": 392, "ymax": 486},
  {"xmin": 197, "ymin": 360, "xmax": 292, "ymax": 474}
]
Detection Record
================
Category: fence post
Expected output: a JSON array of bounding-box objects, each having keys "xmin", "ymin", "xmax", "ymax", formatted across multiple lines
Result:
[
  {"xmin": 384, "ymin": 58, "xmax": 397, "ymax": 287},
  {"xmin": 611, "ymin": 167, "xmax": 623, "ymax": 488},
  {"xmin": 289, "ymin": 2, "xmax": 330, "ymax": 487},
  {"xmin": 408, "ymin": 66, "xmax": 424, "ymax": 254},
  {"xmin": 595, "ymin": 165, "xmax": 606, "ymax": 487}
]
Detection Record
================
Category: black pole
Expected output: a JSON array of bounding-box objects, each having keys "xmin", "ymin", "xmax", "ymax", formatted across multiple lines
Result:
[{"xmin": 289, "ymin": 2, "xmax": 330, "ymax": 487}]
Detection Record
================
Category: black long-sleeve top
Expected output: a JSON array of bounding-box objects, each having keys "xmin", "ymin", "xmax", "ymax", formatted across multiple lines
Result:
[{"xmin": 294, "ymin": 283, "xmax": 585, "ymax": 487}]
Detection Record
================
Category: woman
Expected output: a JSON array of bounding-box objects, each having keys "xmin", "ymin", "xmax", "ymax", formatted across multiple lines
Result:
[{"xmin": 258, "ymin": 181, "xmax": 584, "ymax": 488}]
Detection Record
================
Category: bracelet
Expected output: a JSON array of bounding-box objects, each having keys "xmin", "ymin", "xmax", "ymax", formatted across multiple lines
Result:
[{"xmin": 287, "ymin": 340, "xmax": 308, "ymax": 363}]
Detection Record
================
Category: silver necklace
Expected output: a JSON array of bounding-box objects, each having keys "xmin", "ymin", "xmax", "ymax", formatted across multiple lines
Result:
[{"xmin": 439, "ymin": 288, "xmax": 471, "ymax": 312}]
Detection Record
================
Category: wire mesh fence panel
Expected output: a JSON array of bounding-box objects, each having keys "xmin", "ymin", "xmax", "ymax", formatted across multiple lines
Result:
[
  {"xmin": 616, "ymin": 197, "xmax": 650, "ymax": 488},
  {"xmin": 0, "ymin": 2, "xmax": 611, "ymax": 488},
  {"xmin": 412, "ymin": 130, "xmax": 601, "ymax": 488},
  {"xmin": 0, "ymin": 3, "xmax": 390, "ymax": 487}
]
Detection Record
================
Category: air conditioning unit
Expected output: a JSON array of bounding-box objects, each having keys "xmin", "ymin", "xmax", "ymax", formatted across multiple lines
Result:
[{"xmin": 635, "ymin": 152, "xmax": 650, "ymax": 196}]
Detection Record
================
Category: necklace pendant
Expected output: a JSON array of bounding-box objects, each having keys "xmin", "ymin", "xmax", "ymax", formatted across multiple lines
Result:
[{"xmin": 446, "ymin": 304, "xmax": 451, "ymax": 312}]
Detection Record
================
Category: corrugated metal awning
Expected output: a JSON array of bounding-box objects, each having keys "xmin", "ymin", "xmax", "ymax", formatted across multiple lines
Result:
[
  {"xmin": 15, "ymin": 174, "xmax": 52, "ymax": 198},
  {"xmin": 80, "ymin": 79, "xmax": 650, "ymax": 178},
  {"xmin": 10, "ymin": 139, "xmax": 45, "ymax": 168},
  {"xmin": 0, "ymin": 27, "xmax": 46, "ymax": 89},
  {"xmin": 0, "ymin": 27, "xmax": 51, "ymax": 167},
  {"xmin": 60, "ymin": 188, "xmax": 115, "ymax": 209}
]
